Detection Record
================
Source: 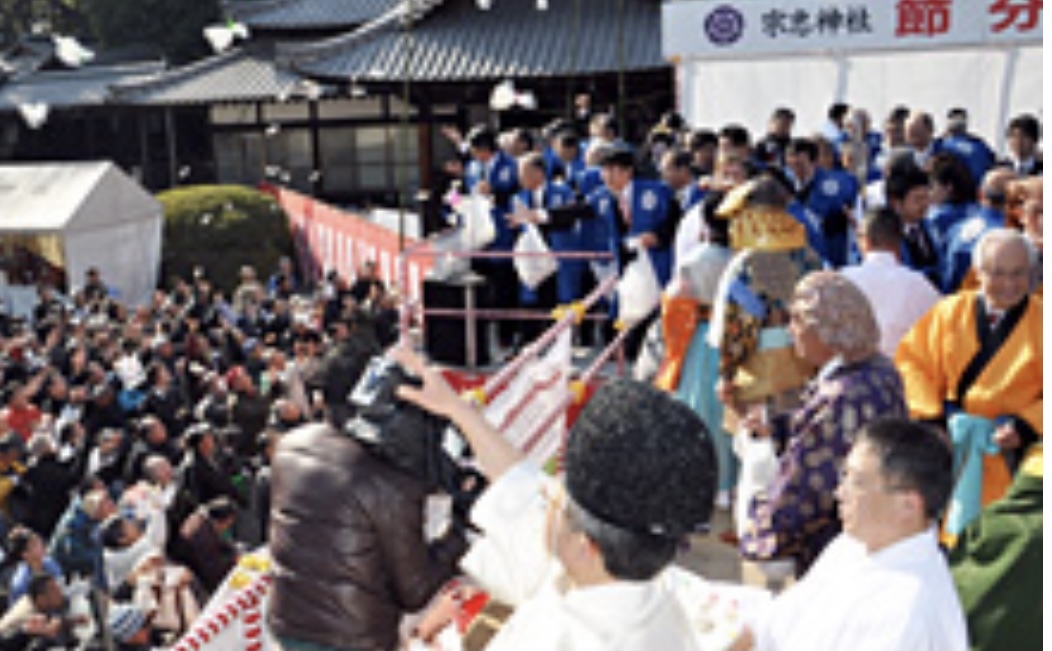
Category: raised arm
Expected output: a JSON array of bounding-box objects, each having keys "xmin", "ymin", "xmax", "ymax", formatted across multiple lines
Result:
[{"xmin": 390, "ymin": 347, "xmax": 522, "ymax": 481}]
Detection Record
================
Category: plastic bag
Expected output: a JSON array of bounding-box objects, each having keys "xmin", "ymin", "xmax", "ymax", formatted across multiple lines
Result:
[
  {"xmin": 513, "ymin": 223, "xmax": 558, "ymax": 290},
  {"xmin": 456, "ymin": 193, "xmax": 496, "ymax": 251},
  {"xmin": 616, "ymin": 245, "xmax": 661, "ymax": 325},
  {"xmin": 733, "ymin": 425, "xmax": 779, "ymax": 539}
]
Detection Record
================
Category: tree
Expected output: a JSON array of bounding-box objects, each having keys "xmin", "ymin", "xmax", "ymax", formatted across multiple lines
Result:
[
  {"xmin": 1, "ymin": 0, "xmax": 220, "ymax": 64},
  {"xmin": 83, "ymin": 0, "xmax": 220, "ymax": 63},
  {"xmin": 0, "ymin": 0, "xmax": 89, "ymax": 47}
]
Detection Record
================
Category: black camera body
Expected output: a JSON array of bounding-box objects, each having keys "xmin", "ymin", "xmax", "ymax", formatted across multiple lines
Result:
[{"xmin": 345, "ymin": 357, "xmax": 485, "ymax": 516}]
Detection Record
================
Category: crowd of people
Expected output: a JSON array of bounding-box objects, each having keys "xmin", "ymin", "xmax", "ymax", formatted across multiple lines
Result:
[
  {"xmin": 0, "ymin": 96, "xmax": 1041, "ymax": 651},
  {"xmin": 0, "ymin": 256, "xmax": 400, "ymax": 649}
]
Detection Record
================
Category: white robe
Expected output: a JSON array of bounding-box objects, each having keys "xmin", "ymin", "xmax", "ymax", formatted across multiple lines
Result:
[
  {"xmin": 461, "ymin": 464, "xmax": 705, "ymax": 651},
  {"xmin": 752, "ymin": 530, "xmax": 969, "ymax": 651},
  {"xmin": 673, "ymin": 203, "xmax": 709, "ymax": 275}
]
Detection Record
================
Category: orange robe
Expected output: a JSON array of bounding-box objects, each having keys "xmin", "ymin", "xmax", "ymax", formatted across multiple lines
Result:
[
  {"xmin": 895, "ymin": 291, "xmax": 1043, "ymax": 505},
  {"xmin": 653, "ymin": 295, "xmax": 705, "ymax": 392}
]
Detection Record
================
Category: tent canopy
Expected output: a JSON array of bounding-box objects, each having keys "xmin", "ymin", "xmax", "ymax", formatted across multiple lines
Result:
[{"xmin": 0, "ymin": 161, "xmax": 163, "ymax": 307}]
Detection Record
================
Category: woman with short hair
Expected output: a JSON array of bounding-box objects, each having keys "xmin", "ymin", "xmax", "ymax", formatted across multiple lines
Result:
[{"xmin": 738, "ymin": 271, "xmax": 908, "ymax": 575}]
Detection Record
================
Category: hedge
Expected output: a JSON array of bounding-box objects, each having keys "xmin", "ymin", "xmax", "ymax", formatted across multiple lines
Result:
[{"xmin": 157, "ymin": 185, "xmax": 294, "ymax": 294}]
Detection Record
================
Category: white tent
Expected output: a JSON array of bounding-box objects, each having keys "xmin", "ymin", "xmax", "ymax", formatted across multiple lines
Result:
[
  {"xmin": 0, "ymin": 161, "xmax": 163, "ymax": 309},
  {"xmin": 663, "ymin": 1, "xmax": 1042, "ymax": 150}
]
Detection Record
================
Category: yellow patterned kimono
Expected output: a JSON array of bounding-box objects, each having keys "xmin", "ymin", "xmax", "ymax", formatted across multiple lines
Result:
[
  {"xmin": 707, "ymin": 188, "xmax": 822, "ymax": 431},
  {"xmin": 895, "ymin": 291, "xmax": 1043, "ymax": 505}
]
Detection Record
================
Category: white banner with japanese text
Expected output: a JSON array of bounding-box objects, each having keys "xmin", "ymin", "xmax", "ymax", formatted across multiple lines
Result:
[{"xmin": 663, "ymin": 0, "xmax": 1042, "ymax": 60}]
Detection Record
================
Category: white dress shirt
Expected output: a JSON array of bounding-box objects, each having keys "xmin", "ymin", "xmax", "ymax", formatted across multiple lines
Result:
[
  {"xmin": 863, "ymin": 179, "xmax": 886, "ymax": 210},
  {"xmin": 753, "ymin": 530, "xmax": 969, "ymax": 651},
  {"xmin": 619, "ymin": 182, "xmax": 634, "ymax": 228},
  {"xmin": 673, "ymin": 203, "xmax": 706, "ymax": 274},
  {"xmin": 841, "ymin": 251, "xmax": 940, "ymax": 358}
]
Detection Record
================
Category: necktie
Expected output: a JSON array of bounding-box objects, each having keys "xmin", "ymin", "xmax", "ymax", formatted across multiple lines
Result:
[
  {"xmin": 905, "ymin": 224, "xmax": 930, "ymax": 260},
  {"xmin": 619, "ymin": 193, "xmax": 632, "ymax": 228},
  {"xmin": 987, "ymin": 311, "xmax": 1003, "ymax": 330}
]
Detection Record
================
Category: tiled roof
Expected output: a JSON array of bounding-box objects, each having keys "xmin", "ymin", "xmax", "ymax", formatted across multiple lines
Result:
[
  {"xmin": 224, "ymin": 0, "xmax": 404, "ymax": 30},
  {"xmin": 0, "ymin": 37, "xmax": 60, "ymax": 80},
  {"xmin": 0, "ymin": 62, "xmax": 164, "ymax": 110},
  {"xmin": 287, "ymin": 0, "xmax": 667, "ymax": 82},
  {"xmin": 111, "ymin": 45, "xmax": 309, "ymax": 105}
]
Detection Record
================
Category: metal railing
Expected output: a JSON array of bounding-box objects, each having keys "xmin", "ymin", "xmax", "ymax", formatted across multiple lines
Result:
[{"xmin": 398, "ymin": 231, "xmax": 646, "ymax": 463}]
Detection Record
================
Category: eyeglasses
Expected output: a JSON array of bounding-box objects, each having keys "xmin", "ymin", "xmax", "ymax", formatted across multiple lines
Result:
[
  {"xmin": 980, "ymin": 266, "xmax": 1031, "ymax": 280},
  {"xmin": 839, "ymin": 468, "xmax": 913, "ymax": 495}
]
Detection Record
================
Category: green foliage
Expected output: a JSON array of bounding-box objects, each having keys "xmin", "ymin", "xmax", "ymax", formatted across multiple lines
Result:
[
  {"xmin": 84, "ymin": 0, "xmax": 220, "ymax": 63},
  {"xmin": 0, "ymin": 0, "xmax": 90, "ymax": 46},
  {"xmin": 158, "ymin": 184, "xmax": 293, "ymax": 294}
]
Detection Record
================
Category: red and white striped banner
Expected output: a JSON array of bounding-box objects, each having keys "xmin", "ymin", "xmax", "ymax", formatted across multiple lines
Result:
[
  {"xmin": 172, "ymin": 560, "xmax": 274, "ymax": 651},
  {"xmin": 262, "ymin": 185, "xmax": 435, "ymax": 303}
]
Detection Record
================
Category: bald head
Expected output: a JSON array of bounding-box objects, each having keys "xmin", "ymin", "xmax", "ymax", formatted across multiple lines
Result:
[
  {"xmin": 980, "ymin": 167, "xmax": 1018, "ymax": 210},
  {"xmin": 905, "ymin": 112, "xmax": 935, "ymax": 151}
]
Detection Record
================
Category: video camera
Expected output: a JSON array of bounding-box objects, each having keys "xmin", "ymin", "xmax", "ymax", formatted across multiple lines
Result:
[{"xmin": 345, "ymin": 357, "xmax": 486, "ymax": 517}]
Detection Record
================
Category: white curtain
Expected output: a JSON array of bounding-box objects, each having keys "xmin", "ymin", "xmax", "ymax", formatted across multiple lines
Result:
[{"xmin": 679, "ymin": 44, "xmax": 1042, "ymax": 152}]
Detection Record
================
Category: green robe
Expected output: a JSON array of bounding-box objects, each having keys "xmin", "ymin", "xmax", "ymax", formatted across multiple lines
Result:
[{"xmin": 949, "ymin": 467, "xmax": 1042, "ymax": 651}]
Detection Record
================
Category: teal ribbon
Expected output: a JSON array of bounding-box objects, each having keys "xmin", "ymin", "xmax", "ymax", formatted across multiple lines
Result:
[
  {"xmin": 946, "ymin": 413, "xmax": 1002, "ymax": 536},
  {"xmin": 757, "ymin": 327, "xmax": 793, "ymax": 351}
]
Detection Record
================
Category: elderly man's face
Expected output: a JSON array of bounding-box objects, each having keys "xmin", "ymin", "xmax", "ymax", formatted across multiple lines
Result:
[
  {"xmin": 788, "ymin": 301, "xmax": 835, "ymax": 367},
  {"xmin": 518, "ymin": 162, "xmax": 545, "ymax": 192},
  {"xmin": 978, "ymin": 239, "xmax": 1032, "ymax": 311},
  {"xmin": 149, "ymin": 458, "xmax": 174, "ymax": 485},
  {"xmin": 905, "ymin": 116, "xmax": 932, "ymax": 150}
]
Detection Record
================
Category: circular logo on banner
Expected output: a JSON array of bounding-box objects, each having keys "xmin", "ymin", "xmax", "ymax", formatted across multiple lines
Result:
[{"xmin": 705, "ymin": 5, "xmax": 745, "ymax": 46}]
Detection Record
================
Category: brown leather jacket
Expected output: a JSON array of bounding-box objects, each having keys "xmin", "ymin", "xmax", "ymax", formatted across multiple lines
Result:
[{"xmin": 268, "ymin": 423, "xmax": 467, "ymax": 651}]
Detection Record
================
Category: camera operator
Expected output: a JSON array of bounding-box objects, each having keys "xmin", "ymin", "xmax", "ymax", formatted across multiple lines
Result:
[
  {"xmin": 391, "ymin": 346, "xmax": 718, "ymax": 651},
  {"xmin": 267, "ymin": 342, "xmax": 470, "ymax": 651}
]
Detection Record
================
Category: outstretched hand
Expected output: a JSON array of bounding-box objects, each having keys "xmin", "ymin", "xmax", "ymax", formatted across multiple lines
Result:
[
  {"xmin": 389, "ymin": 346, "xmax": 466, "ymax": 420},
  {"xmin": 993, "ymin": 422, "xmax": 1021, "ymax": 450}
]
